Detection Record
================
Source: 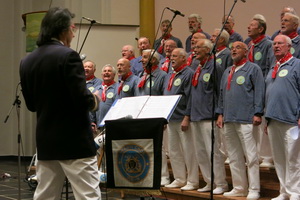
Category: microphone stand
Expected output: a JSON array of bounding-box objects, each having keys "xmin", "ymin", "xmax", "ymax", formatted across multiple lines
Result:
[
  {"xmin": 148, "ymin": 9, "xmax": 179, "ymax": 95},
  {"xmin": 208, "ymin": 1, "xmax": 238, "ymax": 199},
  {"xmin": 4, "ymin": 83, "xmax": 22, "ymax": 200},
  {"xmin": 78, "ymin": 19, "xmax": 97, "ymax": 54}
]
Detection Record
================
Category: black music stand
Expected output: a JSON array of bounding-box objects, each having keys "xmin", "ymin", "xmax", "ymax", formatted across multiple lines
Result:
[{"xmin": 105, "ymin": 118, "xmax": 167, "ymax": 191}]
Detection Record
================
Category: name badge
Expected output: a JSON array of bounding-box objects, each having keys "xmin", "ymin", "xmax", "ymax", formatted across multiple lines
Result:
[
  {"xmin": 278, "ymin": 69, "xmax": 288, "ymax": 77},
  {"xmin": 147, "ymin": 81, "xmax": 154, "ymax": 88},
  {"xmin": 290, "ymin": 47, "xmax": 295, "ymax": 55},
  {"xmin": 174, "ymin": 78, "xmax": 181, "ymax": 86},
  {"xmin": 203, "ymin": 73, "xmax": 211, "ymax": 82},
  {"xmin": 88, "ymin": 87, "xmax": 95, "ymax": 92},
  {"xmin": 123, "ymin": 85, "xmax": 130, "ymax": 92},
  {"xmin": 254, "ymin": 52, "xmax": 262, "ymax": 61},
  {"xmin": 236, "ymin": 76, "xmax": 245, "ymax": 85},
  {"xmin": 106, "ymin": 92, "xmax": 114, "ymax": 99}
]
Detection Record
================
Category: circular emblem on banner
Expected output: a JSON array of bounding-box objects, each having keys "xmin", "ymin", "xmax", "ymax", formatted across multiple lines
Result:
[
  {"xmin": 254, "ymin": 52, "xmax": 262, "ymax": 61},
  {"xmin": 88, "ymin": 87, "xmax": 95, "ymax": 92},
  {"xmin": 99, "ymin": 172, "xmax": 107, "ymax": 183},
  {"xmin": 203, "ymin": 73, "xmax": 211, "ymax": 82},
  {"xmin": 236, "ymin": 76, "xmax": 245, "ymax": 85},
  {"xmin": 147, "ymin": 81, "xmax": 154, "ymax": 88},
  {"xmin": 122, "ymin": 85, "xmax": 130, "ymax": 92},
  {"xmin": 117, "ymin": 144, "xmax": 150, "ymax": 183},
  {"xmin": 216, "ymin": 58, "xmax": 222, "ymax": 64},
  {"xmin": 278, "ymin": 69, "xmax": 288, "ymax": 77},
  {"xmin": 106, "ymin": 92, "xmax": 114, "ymax": 99},
  {"xmin": 290, "ymin": 47, "xmax": 295, "ymax": 55},
  {"xmin": 174, "ymin": 78, "xmax": 182, "ymax": 86}
]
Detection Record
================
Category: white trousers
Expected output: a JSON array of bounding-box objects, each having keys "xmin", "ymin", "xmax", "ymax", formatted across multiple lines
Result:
[
  {"xmin": 252, "ymin": 118, "xmax": 273, "ymax": 163},
  {"xmin": 167, "ymin": 121, "xmax": 199, "ymax": 186},
  {"xmin": 224, "ymin": 123, "xmax": 260, "ymax": 193},
  {"xmin": 267, "ymin": 120, "xmax": 300, "ymax": 198},
  {"xmin": 34, "ymin": 156, "xmax": 101, "ymax": 200},
  {"xmin": 161, "ymin": 129, "xmax": 170, "ymax": 182},
  {"xmin": 190, "ymin": 121, "xmax": 227, "ymax": 188}
]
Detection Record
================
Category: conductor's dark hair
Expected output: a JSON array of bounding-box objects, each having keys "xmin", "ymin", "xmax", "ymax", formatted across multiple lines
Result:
[{"xmin": 36, "ymin": 7, "xmax": 75, "ymax": 46}]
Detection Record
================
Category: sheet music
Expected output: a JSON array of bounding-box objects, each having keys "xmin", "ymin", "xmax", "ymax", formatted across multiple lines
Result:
[
  {"xmin": 100, "ymin": 95, "xmax": 181, "ymax": 126},
  {"xmin": 138, "ymin": 95, "xmax": 180, "ymax": 119}
]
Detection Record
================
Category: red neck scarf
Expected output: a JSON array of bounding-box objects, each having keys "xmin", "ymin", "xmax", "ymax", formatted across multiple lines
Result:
[
  {"xmin": 192, "ymin": 56, "xmax": 213, "ymax": 87},
  {"xmin": 101, "ymin": 81, "xmax": 115, "ymax": 101},
  {"xmin": 118, "ymin": 72, "xmax": 132, "ymax": 94},
  {"xmin": 161, "ymin": 57, "xmax": 170, "ymax": 72},
  {"xmin": 227, "ymin": 58, "xmax": 247, "ymax": 90},
  {"xmin": 187, "ymin": 52, "xmax": 195, "ymax": 66},
  {"xmin": 163, "ymin": 33, "xmax": 172, "ymax": 40},
  {"xmin": 228, "ymin": 29, "xmax": 234, "ymax": 35},
  {"xmin": 158, "ymin": 34, "xmax": 172, "ymax": 54},
  {"xmin": 167, "ymin": 64, "xmax": 187, "ymax": 91},
  {"xmin": 248, "ymin": 35, "xmax": 266, "ymax": 62},
  {"xmin": 138, "ymin": 65, "xmax": 159, "ymax": 88},
  {"xmin": 86, "ymin": 75, "xmax": 95, "ymax": 81},
  {"xmin": 272, "ymin": 52, "xmax": 293, "ymax": 79},
  {"xmin": 216, "ymin": 45, "xmax": 227, "ymax": 52},
  {"xmin": 287, "ymin": 31, "xmax": 298, "ymax": 40},
  {"xmin": 128, "ymin": 56, "xmax": 135, "ymax": 61}
]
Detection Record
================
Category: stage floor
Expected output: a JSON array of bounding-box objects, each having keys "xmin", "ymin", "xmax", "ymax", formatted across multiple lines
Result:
[{"xmin": 0, "ymin": 156, "xmax": 161, "ymax": 200}]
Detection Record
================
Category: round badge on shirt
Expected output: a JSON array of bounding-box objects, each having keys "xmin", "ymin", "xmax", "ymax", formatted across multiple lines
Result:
[
  {"xmin": 147, "ymin": 81, "xmax": 154, "ymax": 88},
  {"xmin": 106, "ymin": 92, "xmax": 114, "ymax": 99},
  {"xmin": 88, "ymin": 87, "xmax": 95, "ymax": 92},
  {"xmin": 174, "ymin": 78, "xmax": 182, "ymax": 86},
  {"xmin": 123, "ymin": 85, "xmax": 130, "ymax": 92},
  {"xmin": 203, "ymin": 73, "xmax": 211, "ymax": 82},
  {"xmin": 236, "ymin": 76, "xmax": 245, "ymax": 85},
  {"xmin": 278, "ymin": 69, "xmax": 288, "ymax": 77},
  {"xmin": 216, "ymin": 58, "xmax": 222, "ymax": 64},
  {"xmin": 254, "ymin": 52, "xmax": 262, "ymax": 61},
  {"xmin": 290, "ymin": 47, "xmax": 295, "ymax": 55}
]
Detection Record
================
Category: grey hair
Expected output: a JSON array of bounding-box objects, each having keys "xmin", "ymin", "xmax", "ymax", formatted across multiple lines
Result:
[
  {"xmin": 188, "ymin": 14, "xmax": 202, "ymax": 24},
  {"xmin": 284, "ymin": 12, "xmax": 300, "ymax": 25},
  {"xmin": 215, "ymin": 28, "xmax": 230, "ymax": 45},
  {"xmin": 102, "ymin": 64, "xmax": 116, "ymax": 74},
  {"xmin": 143, "ymin": 49, "xmax": 161, "ymax": 64},
  {"xmin": 174, "ymin": 48, "xmax": 188, "ymax": 59}
]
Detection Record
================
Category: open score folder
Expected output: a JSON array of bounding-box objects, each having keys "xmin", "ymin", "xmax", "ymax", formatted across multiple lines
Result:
[{"xmin": 100, "ymin": 95, "xmax": 181, "ymax": 127}]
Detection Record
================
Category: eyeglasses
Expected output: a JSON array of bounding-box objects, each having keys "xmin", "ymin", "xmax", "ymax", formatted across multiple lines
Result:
[
  {"xmin": 70, "ymin": 24, "xmax": 77, "ymax": 33},
  {"xmin": 230, "ymin": 45, "xmax": 247, "ymax": 51}
]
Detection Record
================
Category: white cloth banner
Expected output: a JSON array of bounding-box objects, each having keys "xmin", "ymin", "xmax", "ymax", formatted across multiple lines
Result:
[{"xmin": 112, "ymin": 139, "xmax": 154, "ymax": 188}]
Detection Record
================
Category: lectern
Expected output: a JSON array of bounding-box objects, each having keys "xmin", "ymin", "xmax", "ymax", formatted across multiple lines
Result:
[{"xmin": 105, "ymin": 118, "xmax": 167, "ymax": 190}]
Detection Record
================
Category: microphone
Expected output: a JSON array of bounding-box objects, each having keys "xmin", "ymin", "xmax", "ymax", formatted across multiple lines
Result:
[
  {"xmin": 166, "ymin": 7, "xmax": 185, "ymax": 17},
  {"xmin": 80, "ymin": 54, "xmax": 86, "ymax": 61},
  {"xmin": 82, "ymin": 16, "xmax": 101, "ymax": 24}
]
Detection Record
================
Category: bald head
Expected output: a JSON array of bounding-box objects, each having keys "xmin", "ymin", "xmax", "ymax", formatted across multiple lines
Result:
[
  {"xmin": 281, "ymin": 6, "xmax": 297, "ymax": 19},
  {"xmin": 191, "ymin": 32, "xmax": 207, "ymax": 49},
  {"xmin": 122, "ymin": 45, "xmax": 135, "ymax": 59},
  {"xmin": 231, "ymin": 41, "xmax": 248, "ymax": 63},
  {"xmin": 117, "ymin": 58, "xmax": 131, "ymax": 77}
]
